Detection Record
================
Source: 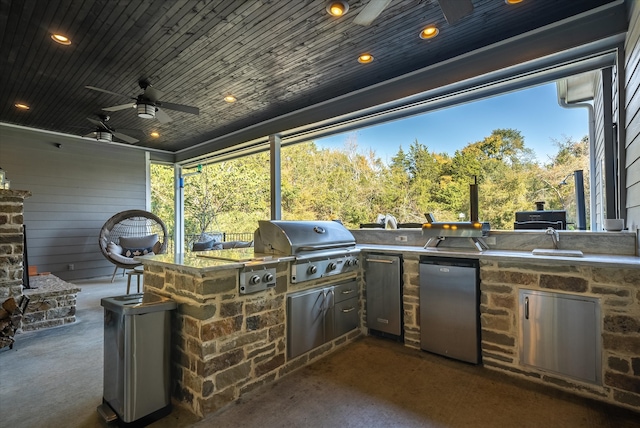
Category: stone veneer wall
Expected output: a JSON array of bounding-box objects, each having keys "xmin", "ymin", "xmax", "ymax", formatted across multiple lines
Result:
[
  {"xmin": 480, "ymin": 259, "xmax": 640, "ymax": 411},
  {"xmin": 401, "ymin": 254, "xmax": 421, "ymax": 349},
  {"xmin": 143, "ymin": 261, "xmax": 362, "ymax": 417},
  {"xmin": 0, "ymin": 190, "xmax": 31, "ymax": 313}
]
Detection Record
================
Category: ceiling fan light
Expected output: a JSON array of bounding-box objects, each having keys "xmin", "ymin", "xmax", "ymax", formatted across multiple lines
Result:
[
  {"xmin": 326, "ymin": 1, "xmax": 348, "ymax": 17},
  {"xmin": 137, "ymin": 103, "xmax": 156, "ymax": 119},
  {"xmin": 96, "ymin": 131, "xmax": 112, "ymax": 142},
  {"xmin": 420, "ymin": 26, "xmax": 439, "ymax": 39}
]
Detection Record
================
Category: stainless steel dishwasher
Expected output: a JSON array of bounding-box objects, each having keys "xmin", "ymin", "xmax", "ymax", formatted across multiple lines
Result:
[{"xmin": 419, "ymin": 256, "xmax": 480, "ymax": 364}]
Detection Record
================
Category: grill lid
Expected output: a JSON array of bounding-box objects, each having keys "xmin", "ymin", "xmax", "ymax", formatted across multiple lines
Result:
[{"xmin": 254, "ymin": 220, "xmax": 356, "ymax": 255}]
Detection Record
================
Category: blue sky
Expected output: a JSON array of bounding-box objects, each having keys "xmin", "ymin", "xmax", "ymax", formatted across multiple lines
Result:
[{"xmin": 315, "ymin": 83, "xmax": 589, "ymax": 164}]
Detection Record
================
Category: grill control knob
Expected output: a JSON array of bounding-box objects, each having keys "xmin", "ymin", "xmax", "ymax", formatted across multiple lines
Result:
[
  {"xmin": 249, "ymin": 275, "xmax": 261, "ymax": 285},
  {"xmin": 263, "ymin": 273, "xmax": 274, "ymax": 283},
  {"xmin": 345, "ymin": 259, "xmax": 353, "ymax": 267},
  {"xmin": 353, "ymin": 258, "xmax": 359, "ymax": 266},
  {"xmin": 308, "ymin": 265, "xmax": 318, "ymax": 274},
  {"xmin": 328, "ymin": 262, "xmax": 338, "ymax": 271}
]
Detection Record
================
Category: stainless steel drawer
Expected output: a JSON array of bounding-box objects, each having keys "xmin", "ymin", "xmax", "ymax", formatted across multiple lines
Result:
[{"xmin": 333, "ymin": 280, "xmax": 358, "ymax": 303}]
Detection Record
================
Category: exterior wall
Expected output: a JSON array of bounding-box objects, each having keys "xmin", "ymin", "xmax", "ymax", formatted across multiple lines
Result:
[
  {"xmin": 480, "ymin": 259, "xmax": 640, "ymax": 411},
  {"xmin": 593, "ymin": 71, "xmax": 607, "ymax": 230},
  {"xmin": 625, "ymin": 0, "xmax": 640, "ymax": 238},
  {"xmin": 0, "ymin": 125, "xmax": 148, "ymax": 280}
]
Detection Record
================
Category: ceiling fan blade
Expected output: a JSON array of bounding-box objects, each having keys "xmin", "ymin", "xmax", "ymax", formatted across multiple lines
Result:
[
  {"xmin": 155, "ymin": 108, "xmax": 173, "ymax": 123},
  {"xmin": 437, "ymin": 0, "xmax": 473, "ymax": 25},
  {"xmin": 113, "ymin": 132, "xmax": 139, "ymax": 144},
  {"xmin": 144, "ymin": 86, "xmax": 163, "ymax": 102},
  {"xmin": 156, "ymin": 100, "xmax": 199, "ymax": 115},
  {"xmin": 86, "ymin": 117, "xmax": 109, "ymax": 130},
  {"xmin": 85, "ymin": 86, "xmax": 131, "ymax": 99},
  {"xmin": 102, "ymin": 103, "xmax": 136, "ymax": 112},
  {"xmin": 353, "ymin": 0, "xmax": 392, "ymax": 26}
]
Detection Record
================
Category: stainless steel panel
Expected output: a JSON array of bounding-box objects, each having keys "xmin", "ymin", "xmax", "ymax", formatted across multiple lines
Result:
[
  {"xmin": 365, "ymin": 255, "xmax": 402, "ymax": 336},
  {"xmin": 420, "ymin": 260, "xmax": 479, "ymax": 364},
  {"xmin": 239, "ymin": 267, "xmax": 276, "ymax": 294},
  {"xmin": 332, "ymin": 297, "xmax": 359, "ymax": 339},
  {"xmin": 291, "ymin": 254, "xmax": 359, "ymax": 283},
  {"xmin": 287, "ymin": 288, "xmax": 327, "ymax": 359},
  {"xmin": 519, "ymin": 289, "xmax": 601, "ymax": 384}
]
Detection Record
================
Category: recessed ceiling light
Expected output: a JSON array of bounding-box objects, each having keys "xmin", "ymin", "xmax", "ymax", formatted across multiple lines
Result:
[
  {"xmin": 150, "ymin": 132, "xmax": 160, "ymax": 138},
  {"xmin": 326, "ymin": 1, "xmax": 349, "ymax": 17},
  {"xmin": 14, "ymin": 103, "xmax": 30, "ymax": 110},
  {"xmin": 51, "ymin": 33, "xmax": 71, "ymax": 45},
  {"xmin": 505, "ymin": 0, "xmax": 523, "ymax": 4},
  {"xmin": 420, "ymin": 26, "xmax": 439, "ymax": 39},
  {"xmin": 358, "ymin": 53, "xmax": 374, "ymax": 64},
  {"xmin": 224, "ymin": 95, "xmax": 237, "ymax": 103}
]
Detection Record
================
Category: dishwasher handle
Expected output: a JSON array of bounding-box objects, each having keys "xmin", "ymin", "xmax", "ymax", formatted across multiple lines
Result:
[{"xmin": 525, "ymin": 296, "xmax": 529, "ymax": 320}]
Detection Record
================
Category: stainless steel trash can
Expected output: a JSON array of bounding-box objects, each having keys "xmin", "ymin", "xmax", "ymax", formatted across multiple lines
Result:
[{"xmin": 98, "ymin": 293, "xmax": 177, "ymax": 426}]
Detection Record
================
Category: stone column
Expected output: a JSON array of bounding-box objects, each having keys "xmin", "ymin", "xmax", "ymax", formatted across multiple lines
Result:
[{"xmin": 0, "ymin": 189, "xmax": 31, "ymax": 309}]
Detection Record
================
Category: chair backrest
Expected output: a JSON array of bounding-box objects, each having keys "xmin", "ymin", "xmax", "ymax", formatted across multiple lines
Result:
[{"xmin": 99, "ymin": 210, "xmax": 168, "ymax": 268}]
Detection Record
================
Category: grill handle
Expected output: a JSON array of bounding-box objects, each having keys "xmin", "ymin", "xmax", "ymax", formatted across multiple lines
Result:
[{"xmin": 296, "ymin": 243, "xmax": 355, "ymax": 252}]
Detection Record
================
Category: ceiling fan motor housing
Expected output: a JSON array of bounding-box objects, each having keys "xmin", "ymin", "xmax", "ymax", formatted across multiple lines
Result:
[
  {"xmin": 96, "ymin": 130, "xmax": 113, "ymax": 142},
  {"xmin": 137, "ymin": 102, "xmax": 156, "ymax": 119}
]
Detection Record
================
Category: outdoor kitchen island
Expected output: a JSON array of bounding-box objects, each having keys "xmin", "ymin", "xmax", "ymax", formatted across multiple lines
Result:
[
  {"xmin": 139, "ymin": 227, "xmax": 640, "ymax": 418},
  {"xmin": 138, "ymin": 220, "xmax": 363, "ymax": 417},
  {"xmin": 140, "ymin": 251, "xmax": 362, "ymax": 417}
]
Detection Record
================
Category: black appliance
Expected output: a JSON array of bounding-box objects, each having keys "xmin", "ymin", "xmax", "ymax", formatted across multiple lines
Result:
[{"xmin": 514, "ymin": 201, "xmax": 566, "ymax": 230}]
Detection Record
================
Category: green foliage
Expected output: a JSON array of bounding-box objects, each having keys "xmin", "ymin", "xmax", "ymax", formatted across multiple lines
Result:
[{"xmin": 151, "ymin": 129, "xmax": 591, "ymax": 239}]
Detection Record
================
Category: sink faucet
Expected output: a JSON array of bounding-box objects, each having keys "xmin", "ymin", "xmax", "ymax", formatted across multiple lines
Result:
[{"xmin": 545, "ymin": 227, "xmax": 559, "ymax": 249}]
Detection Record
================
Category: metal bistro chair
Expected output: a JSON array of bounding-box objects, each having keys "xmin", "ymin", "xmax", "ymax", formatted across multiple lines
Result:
[{"xmin": 99, "ymin": 210, "xmax": 168, "ymax": 282}]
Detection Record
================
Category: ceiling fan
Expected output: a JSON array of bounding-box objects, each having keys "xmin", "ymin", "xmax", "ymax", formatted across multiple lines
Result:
[
  {"xmin": 351, "ymin": 0, "xmax": 473, "ymax": 27},
  {"xmin": 85, "ymin": 79, "xmax": 199, "ymax": 124},
  {"xmin": 83, "ymin": 115, "xmax": 139, "ymax": 144}
]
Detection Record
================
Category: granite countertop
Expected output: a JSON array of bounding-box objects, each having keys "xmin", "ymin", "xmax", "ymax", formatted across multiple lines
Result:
[
  {"xmin": 137, "ymin": 250, "xmax": 294, "ymax": 274},
  {"xmin": 138, "ymin": 243, "xmax": 640, "ymax": 273},
  {"xmin": 358, "ymin": 244, "xmax": 640, "ymax": 268}
]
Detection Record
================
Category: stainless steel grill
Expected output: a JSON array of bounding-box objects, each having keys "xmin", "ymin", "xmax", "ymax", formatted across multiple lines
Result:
[{"xmin": 254, "ymin": 220, "xmax": 360, "ymax": 283}]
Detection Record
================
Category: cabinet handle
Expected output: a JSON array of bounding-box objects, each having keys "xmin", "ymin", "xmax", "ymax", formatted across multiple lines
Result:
[
  {"xmin": 525, "ymin": 296, "xmax": 529, "ymax": 320},
  {"xmin": 341, "ymin": 306, "xmax": 356, "ymax": 313},
  {"xmin": 341, "ymin": 289, "xmax": 355, "ymax": 294},
  {"xmin": 366, "ymin": 258, "xmax": 394, "ymax": 264}
]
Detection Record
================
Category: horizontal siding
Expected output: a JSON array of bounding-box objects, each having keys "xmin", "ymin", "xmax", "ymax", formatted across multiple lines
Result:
[
  {"xmin": 625, "ymin": 0, "xmax": 640, "ymax": 236},
  {"xmin": 0, "ymin": 125, "xmax": 148, "ymax": 280}
]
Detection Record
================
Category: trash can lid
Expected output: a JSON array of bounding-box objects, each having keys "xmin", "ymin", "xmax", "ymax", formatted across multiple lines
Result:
[{"xmin": 100, "ymin": 293, "xmax": 177, "ymax": 314}]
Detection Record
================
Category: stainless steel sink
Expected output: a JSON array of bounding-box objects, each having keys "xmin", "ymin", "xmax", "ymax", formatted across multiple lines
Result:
[{"xmin": 531, "ymin": 249, "xmax": 584, "ymax": 257}]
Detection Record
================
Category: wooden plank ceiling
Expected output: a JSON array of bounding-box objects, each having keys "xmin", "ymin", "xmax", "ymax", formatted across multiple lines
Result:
[{"xmin": 0, "ymin": 0, "xmax": 617, "ymax": 155}]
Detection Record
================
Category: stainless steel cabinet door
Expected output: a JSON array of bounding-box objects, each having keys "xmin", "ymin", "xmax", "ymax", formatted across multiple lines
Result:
[
  {"xmin": 520, "ymin": 290, "xmax": 601, "ymax": 384},
  {"xmin": 287, "ymin": 288, "xmax": 327, "ymax": 359},
  {"xmin": 365, "ymin": 255, "xmax": 402, "ymax": 336}
]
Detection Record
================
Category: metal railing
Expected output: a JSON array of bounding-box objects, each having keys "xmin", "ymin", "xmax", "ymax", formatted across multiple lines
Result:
[{"xmin": 165, "ymin": 232, "xmax": 254, "ymax": 253}]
